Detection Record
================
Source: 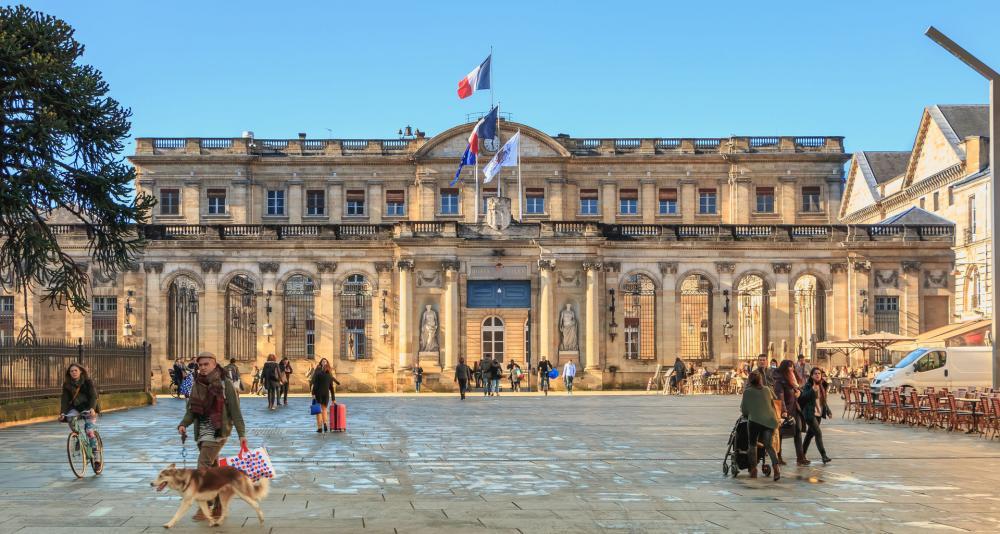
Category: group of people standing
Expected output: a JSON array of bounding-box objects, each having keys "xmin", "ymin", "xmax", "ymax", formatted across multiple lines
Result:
[
  {"xmin": 740, "ymin": 353, "xmax": 832, "ymax": 481},
  {"xmin": 259, "ymin": 354, "xmax": 294, "ymax": 410}
]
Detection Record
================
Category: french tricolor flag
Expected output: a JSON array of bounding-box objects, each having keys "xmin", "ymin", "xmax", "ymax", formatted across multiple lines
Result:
[{"xmin": 457, "ymin": 55, "xmax": 491, "ymax": 99}]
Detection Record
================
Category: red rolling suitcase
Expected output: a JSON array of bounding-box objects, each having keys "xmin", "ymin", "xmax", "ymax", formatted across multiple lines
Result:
[{"xmin": 330, "ymin": 402, "xmax": 347, "ymax": 432}]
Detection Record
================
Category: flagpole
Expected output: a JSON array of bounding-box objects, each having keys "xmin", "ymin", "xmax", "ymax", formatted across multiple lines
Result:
[
  {"xmin": 489, "ymin": 45, "xmax": 494, "ymax": 110},
  {"xmin": 516, "ymin": 129, "xmax": 523, "ymax": 221},
  {"xmin": 474, "ymin": 163, "xmax": 480, "ymax": 224},
  {"xmin": 496, "ymin": 101, "xmax": 502, "ymax": 199}
]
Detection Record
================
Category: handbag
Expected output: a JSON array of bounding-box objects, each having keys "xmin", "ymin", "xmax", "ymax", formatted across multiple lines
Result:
[
  {"xmin": 180, "ymin": 373, "xmax": 194, "ymax": 396},
  {"xmin": 310, "ymin": 399, "xmax": 322, "ymax": 415},
  {"xmin": 220, "ymin": 444, "xmax": 275, "ymax": 482}
]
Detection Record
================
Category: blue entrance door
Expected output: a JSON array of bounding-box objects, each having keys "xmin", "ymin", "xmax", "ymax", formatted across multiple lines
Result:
[{"xmin": 466, "ymin": 280, "xmax": 531, "ymax": 308}]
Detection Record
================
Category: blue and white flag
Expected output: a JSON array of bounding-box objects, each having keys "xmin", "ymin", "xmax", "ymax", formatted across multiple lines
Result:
[
  {"xmin": 451, "ymin": 144, "xmax": 476, "ymax": 186},
  {"xmin": 483, "ymin": 131, "xmax": 520, "ymax": 183}
]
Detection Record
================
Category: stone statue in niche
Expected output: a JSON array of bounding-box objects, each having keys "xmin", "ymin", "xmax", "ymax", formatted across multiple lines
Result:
[
  {"xmin": 558, "ymin": 303, "xmax": 579, "ymax": 352},
  {"xmin": 419, "ymin": 304, "xmax": 439, "ymax": 353}
]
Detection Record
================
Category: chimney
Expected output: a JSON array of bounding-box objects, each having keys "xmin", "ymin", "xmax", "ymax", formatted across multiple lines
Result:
[
  {"xmin": 964, "ymin": 136, "xmax": 989, "ymax": 174},
  {"xmin": 298, "ymin": 132, "xmax": 307, "ymax": 140}
]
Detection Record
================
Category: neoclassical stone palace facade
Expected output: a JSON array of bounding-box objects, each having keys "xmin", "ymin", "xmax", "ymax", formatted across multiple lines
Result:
[{"xmin": 1, "ymin": 121, "xmax": 957, "ymax": 390}]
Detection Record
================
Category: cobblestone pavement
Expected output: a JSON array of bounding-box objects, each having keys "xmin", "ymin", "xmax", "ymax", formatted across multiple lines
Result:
[{"xmin": 2, "ymin": 392, "xmax": 1000, "ymax": 533}]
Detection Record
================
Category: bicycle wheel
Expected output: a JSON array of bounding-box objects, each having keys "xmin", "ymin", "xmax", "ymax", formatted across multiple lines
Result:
[
  {"xmin": 91, "ymin": 432, "xmax": 104, "ymax": 475},
  {"xmin": 67, "ymin": 433, "xmax": 87, "ymax": 478}
]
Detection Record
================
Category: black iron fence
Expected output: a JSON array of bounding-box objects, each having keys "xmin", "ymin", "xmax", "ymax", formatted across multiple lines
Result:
[{"xmin": 0, "ymin": 338, "xmax": 150, "ymax": 403}]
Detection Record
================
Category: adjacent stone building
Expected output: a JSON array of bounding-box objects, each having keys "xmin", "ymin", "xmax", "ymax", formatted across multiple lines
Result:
[
  {"xmin": 1, "ymin": 120, "xmax": 957, "ymax": 389},
  {"xmin": 842, "ymin": 104, "xmax": 990, "ymax": 325}
]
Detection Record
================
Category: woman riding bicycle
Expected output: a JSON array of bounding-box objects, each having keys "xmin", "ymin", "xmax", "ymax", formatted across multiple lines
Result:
[{"xmin": 59, "ymin": 363, "xmax": 100, "ymax": 471}]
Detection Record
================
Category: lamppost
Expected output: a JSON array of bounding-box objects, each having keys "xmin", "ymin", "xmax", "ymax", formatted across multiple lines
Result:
[{"xmin": 924, "ymin": 26, "xmax": 999, "ymax": 387}]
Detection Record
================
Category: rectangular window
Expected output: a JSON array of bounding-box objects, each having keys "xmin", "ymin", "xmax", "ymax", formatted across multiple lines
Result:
[
  {"xmin": 346, "ymin": 189, "xmax": 366, "ymax": 216},
  {"xmin": 948, "ymin": 188, "xmax": 954, "ymax": 206},
  {"xmin": 624, "ymin": 317, "xmax": 640, "ymax": 359},
  {"xmin": 698, "ymin": 189, "xmax": 717, "ymax": 214},
  {"xmin": 580, "ymin": 188, "xmax": 599, "ymax": 215},
  {"xmin": 969, "ymin": 195, "xmax": 977, "ymax": 240},
  {"xmin": 440, "ymin": 188, "xmax": 459, "ymax": 215},
  {"xmin": 207, "ymin": 188, "xmax": 227, "ymax": 215},
  {"xmin": 658, "ymin": 188, "xmax": 678, "ymax": 215},
  {"xmin": 481, "ymin": 188, "xmax": 497, "ymax": 214},
  {"xmin": 919, "ymin": 197, "xmax": 926, "ymax": 209},
  {"xmin": 932, "ymin": 192, "xmax": 940, "ymax": 211},
  {"xmin": 0, "ymin": 295, "xmax": 13, "ymax": 345},
  {"xmin": 306, "ymin": 190, "xmax": 325, "ymax": 216},
  {"xmin": 525, "ymin": 188, "xmax": 545, "ymax": 215},
  {"xmin": 755, "ymin": 186, "xmax": 775, "ymax": 213},
  {"xmin": 160, "ymin": 189, "xmax": 180, "ymax": 215},
  {"xmin": 266, "ymin": 190, "xmax": 285, "ymax": 216},
  {"xmin": 801, "ymin": 186, "xmax": 822, "ymax": 212},
  {"xmin": 619, "ymin": 188, "xmax": 638, "ymax": 215},
  {"xmin": 385, "ymin": 189, "xmax": 406, "ymax": 217},
  {"xmin": 92, "ymin": 296, "xmax": 117, "ymax": 345}
]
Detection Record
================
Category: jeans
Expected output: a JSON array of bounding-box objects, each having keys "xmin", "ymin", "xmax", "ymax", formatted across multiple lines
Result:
[
  {"xmin": 196, "ymin": 437, "xmax": 228, "ymax": 470},
  {"xmin": 65, "ymin": 409, "xmax": 98, "ymax": 449},
  {"xmin": 789, "ymin": 413, "xmax": 805, "ymax": 459},
  {"xmin": 540, "ymin": 376, "xmax": 550, "ymax": 392},
  {"xmin": 565, "ymin": 376, "xmax": 574, "ymax": 392},
  {"xmin": 415, "ymin": 380, "xmax": 422, "ymax": 393},
  {"xmin": 280, "ymin": 380, "xmax": 289, "ymax": 404},
  {"xmin": 458, "ymin": 379, "xmax": 468, "ymax": 399},
  {"xmin": 267, "ymin": 385, "xmax": 278, "ymax": 407},
  {"xmin": 746, "ymin": 421, "xmax": 779, "ymax": 470},
  {"xmin": 802, "ymin": 416, "xmax": 826, "ymax": 457},
  {"xmin": 490, "ymin": 378, "xmax": 500, "ymax": 395}
]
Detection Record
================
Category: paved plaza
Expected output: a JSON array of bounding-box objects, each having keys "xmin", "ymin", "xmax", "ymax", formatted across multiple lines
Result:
[{"xmin": 1, "ymin": 393, "xmax": 1000, "ymax": 533}]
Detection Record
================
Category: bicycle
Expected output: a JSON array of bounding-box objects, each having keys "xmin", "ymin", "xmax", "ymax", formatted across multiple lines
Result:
[{"xmin": 64, "ymin": 412, "xmax": 104, "ymax": 478}]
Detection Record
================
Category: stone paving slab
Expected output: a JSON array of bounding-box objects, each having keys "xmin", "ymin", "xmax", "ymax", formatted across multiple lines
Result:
[{"xmin": 2, "ymin": 393, "xmax": 1000, "ymax": 532}]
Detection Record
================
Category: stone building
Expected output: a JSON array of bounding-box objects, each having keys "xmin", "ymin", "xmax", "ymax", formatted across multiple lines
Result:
[
  {"xmin": 841, "ymin": 104, "xmax": 991, "ymax": 325},
  {"xmin": 1, "ymin": 120, "xmax": 957, "ymax": 389}
]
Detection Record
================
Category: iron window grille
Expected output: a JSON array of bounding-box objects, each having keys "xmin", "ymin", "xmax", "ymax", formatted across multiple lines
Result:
[
  {"xmin": 0, "ymin": 296, "xmax": 14, "ymax": 344},
  {"xmin": 167, "ymin": 277, "xmax": 199, "ymax": 360},
  {"xmin": 92, "ymin": 296, "xmax": 118, "ymax": 345},
  {"xmin": 680, "ymin": 275, "xmax": 712, "ymax": 360},
  {"xmin": 622, "ymin": 274, "xmax": 656, "ymax": 359},
  {"xmin": 225, "ymin": 275, "xmax": 257, "ymax": 361},
  {"xmin": 341, "ymin": 274, "xmax": 372, "ymax": 360},
  {"xmin": 283, "ymin": 275, "xmax": 316, "ymax": 358}
]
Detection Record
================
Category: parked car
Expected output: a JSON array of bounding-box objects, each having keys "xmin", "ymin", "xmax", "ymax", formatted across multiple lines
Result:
[{"xmin": 871, "ymin": 347, "xmax": 991, "ymax": 392}]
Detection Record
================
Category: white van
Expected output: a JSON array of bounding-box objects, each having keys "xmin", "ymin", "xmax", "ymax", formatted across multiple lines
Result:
[{"xmin": 872, "ymin": 347, "xmax": 992, "ymax": 392}]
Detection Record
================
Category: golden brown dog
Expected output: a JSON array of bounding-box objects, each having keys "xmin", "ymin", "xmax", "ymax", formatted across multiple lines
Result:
[{"xmin": 150, "ymin": 463, "xmax": 269, "ymax": 528}]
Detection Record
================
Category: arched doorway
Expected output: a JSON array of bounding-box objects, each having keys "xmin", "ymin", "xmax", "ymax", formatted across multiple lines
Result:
[
  {"xmin": 737, "ymin": 274, "xmax": 768, "ymax": 360},
  {"xmin": 680, "ymin": 274, "xmax": 712, "ymax": 360},
  {"xmin": 283, "ymin": 275, "xmax": 316, "ymax": 359},
  {"xmin": 794, "ymin": 275, "xmax": 825, "ymax": 358},
  {"xmin": 481, "ymin": 316, "xmax": 505, "ymax": 362},
  {"xmin": 225, "ymin": 274, "xmax": 257, "ymax": 361},
  {"xmin": 341, "ymin": 274, "xmax": 372, "ymax": 360},
  {"xmin": 167, "ymin": 276, "xmax": 199, "ymax": 361},
  {"xmin": 622, "ymin": 273, "xmax": 656, "ymax": 360}
]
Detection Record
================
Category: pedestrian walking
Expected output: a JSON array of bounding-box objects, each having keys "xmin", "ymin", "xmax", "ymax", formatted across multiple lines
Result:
[
  {"xmin": 774, "ymin": 359, "xmax": 808, "ymax": 466},
  {"xmin": 278, "ymin": 356, "xmax": 293, "ymax": 406},
  {"xmin": 740, "ymin": 370, "xmax": 781, "ymax": 481},
  {"xmin": 454, "ymin": 357, "xmax": 472, "ymax": 400},
  {"xmin": 511, "ymin": 363, "xmax": 523, "ymax": 392},
  {"xmin": 414, "ymin": 365, "xmax": 424, "ymax": 393},
  {"xmin": 310, "ymin": 359, "xmax": 339, "ymax": 433},
  {"xmin": 563, "ymin": 360, "xmax": 577, "ymax": 394},
  {"xmin": 176, "ymin": 352, "xmax": 247, "ymax": 520},
  {"xmin": 473, "ymin": 360, "xmax": 482, "ymax": 389},
  {"xmin": 506, "ymin": 360, "xmax": 516, "ymax": 391},
  {"xmin": 754, "ymin": 353, "xmax": 775, "ymax": 388},
  {"xmin": 224, "ymin": 358, "xmax": 242, "ymax": 392},
  {"xmin": 262, "ymin": 354, "xmax": 281, "ymax": 410},
  {"xmin": 798, "ymin": 366, "xmax": 832, "ymax": 464},
  {"xmin": 489, "ymin": 357, "xmax": 502, "ymax": 396},
  {"xmin": 59, "ymin": 363, "xmax": 101, "ymax": 471},
  {"xmin": 537, "ymin": 357, "xmax": 553, "ymax": 396},
  {"xmin": 670, "ymin": 357, "xmax": 687, "ymax": 394},
  {"xmin": 794, "ymin": 354, "xmax": 809, "ymax": 385}
]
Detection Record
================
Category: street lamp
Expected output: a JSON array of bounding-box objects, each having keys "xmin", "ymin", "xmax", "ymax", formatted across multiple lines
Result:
[
  {"xmin": 608, "ymin": 289, "xmax": 618, "ymax": 341},
  {"xmin": 123, "ymin": 290, "xmax": 135, "ymax": 338},
  {"xmin": 925, "ymin": 26, "xmax": 999, "ymax": 387},
  {"xmin": 262, "ymin": 290, "xmax": 274, "ymax": 340}
]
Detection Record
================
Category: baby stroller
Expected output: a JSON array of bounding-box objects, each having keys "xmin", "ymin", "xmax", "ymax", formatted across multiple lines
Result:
[{"xmin": 723, "ymin": 416, "xmax": 772, "ymax": 477}]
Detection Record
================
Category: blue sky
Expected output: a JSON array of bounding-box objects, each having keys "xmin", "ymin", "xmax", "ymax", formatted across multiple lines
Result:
[{"xmin": 20, "ymin": 0, "xmax": 1000, "ymax": 155}]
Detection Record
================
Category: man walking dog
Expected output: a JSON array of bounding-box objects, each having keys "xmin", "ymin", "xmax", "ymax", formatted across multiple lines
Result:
[{"xmin": 177, "ymin": 351, "xmax": 248, "ymax": 521}]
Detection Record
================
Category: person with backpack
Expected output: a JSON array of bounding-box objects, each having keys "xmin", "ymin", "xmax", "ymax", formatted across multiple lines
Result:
[
  {"xmin": 488, "ymin": 358, "xmax": 502, "ymax": 397},
  {"xmin": 262, "ymin": 354, "xmax": 281, "ymax": 410},
  {"xmin": 278, "ymin": 356, "xmax": 293, "ymax": 406},
  {"xmin": 454, "ymin": 357, "xmax": 472, "ymax": 400},
  {"xmin": 224, "ymin": 358, "xmax": 242, "ymax": 392}
]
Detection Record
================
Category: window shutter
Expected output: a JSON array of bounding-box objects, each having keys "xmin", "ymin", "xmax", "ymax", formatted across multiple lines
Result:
[
  {"xmin": 385, "ymin": 190, "xmax": 405, "ymax": 203},
  {"xmin": 619, "ymin": 188, "xmax": 638, "ymax": 200},
  {"xmin": 580, "ymin": 188, "xmax": 598, "ymax": 200},
  {"xmin": 526, "ymin": 188, "xmax": 545, "ymax": 198},
  {"xmin": 346, "ymin": 190, "xmax": 365, "ymax": 201},
  {"xmin": 658, "ymin": 188, "xmax": 677, "ymax": 201}
]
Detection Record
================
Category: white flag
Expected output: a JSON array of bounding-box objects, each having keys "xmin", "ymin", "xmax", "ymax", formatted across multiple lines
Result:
[{"xmin": 483, "ymin": 131, "xmax": 520, "ymax": 183}]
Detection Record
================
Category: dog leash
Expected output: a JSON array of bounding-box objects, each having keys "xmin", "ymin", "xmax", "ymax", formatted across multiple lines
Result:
[{"xmin": 180, "ymin": 431, "xmax": 188, "ymax": 467}]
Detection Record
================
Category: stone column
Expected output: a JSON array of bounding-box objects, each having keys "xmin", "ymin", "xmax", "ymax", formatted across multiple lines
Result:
[
  {"xmin": 316, "ymin": 262, "xmax": 338, "ymax": 362},
  {"xmin": 583, "ymin": 261, "xmax": 603, "ymax": 370},
  {"xmin": 442, "ymin": 260, "xmax": 461, "ymax": 371},
  {"xmin": 538, "ymin": 260, "xmax": 556, "ymax": 361},
  {"xmin": 374, "ymin": 262, "xmax": 395, "ymax": 368},
  {"xmin": 397, "ymin": 259, "xmax": 414, "ymax": 369},
  {"xmin": 200, "ymin": 260, "xmax": 223, "ymax": 357},
  {"xmin": 601, "ymin": 181, "xmax": 616, "ymax": 223},
  {"xmin": 183, "ymin": 179, "xmax": 201, "ymax": 224},
  {"xmin": 716, "ymin": 262, "xmax": 736, "ymax": 367},
  {"xmin": 826, "ymin": 177, "xmax": 842, "ymax": 224},
  {"xmin": 143, "ymin": 262, "xmax": 165, "ymax": 365},
  {"xmin": 548, "ymin": 179, "xmax": 565, "ymax": 220},
  {"xmin": 288, "ymin": 177, "xmax": 303, "ymax": 224},
  {"xmin": 771, "ymin": 263, "xmax": 792, "ymax": 359},
  {"xmin": 328, "ymin": 181, "xmax": 343, "ymax": 223},
  {"xmin": 779, "ymin": 177, "xmax": 797, "ymax": 224},
  {"xmin": 659, "ymin": 262, "xmax": 678, "ymax": 364},
  {"xmin": 736, "ymin": 178, "xmax": 752, "ymax": 224},
  {"xmin": 828, "ymin": 263, "xmax": 849, "ymax": 343},
  {"xmin": 369, "ymin": 182, "xmax": 383, "ymax": 224},
  {"xmin": 259, "ymin": 261, "xmax": 280, "ymax": 359},
  {"xmin": 852, "ymin": 260, "xmax": 872, "ymax": 336},
  {"xmin": 680, "ymin": 179, "xmax": 696, "ymax": 223},
  {"xmin": 641, "ymin": 180, "xmax": 656, "ymax": 224},
  {"xmin": 902, "ymin": 261, "xmax": 922, "ymax": 337}
]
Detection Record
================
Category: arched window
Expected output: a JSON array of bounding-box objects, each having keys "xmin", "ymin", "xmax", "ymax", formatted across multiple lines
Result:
[
  {"xmin": 167, "ymin": 276, "xmax": 199, "ymax": 360},
  {"xmin": 793, "ymin": 275, "xmax": 825, "ymax": 358},
  {"xmin": 225, "ymin": 275, "xmax": 257, "ymax": 361},
  {"xmin": 966, "ymin": 266, "xmax": 982, "ymax": 311},
  {"xmin": 341, "ymin": 274, "xmax": 372, "ymax": 360},
  {"xmin": 481, "ymin": 316, "xmax": 505, "ymax": 362},
  {"xmin": 283, "ymin": 275, "xmax": 316, "ymax": 358},
  {"xmin": 680, "ymin": 274, "xmax": 712, "ymax": 360},
  {"xmin": 737, "ymin": 274, "xmax": 768, "ymax": 360},
  {"xmin": 622, "ymin": 274, "xmax": 656, "ymax": 360}
]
